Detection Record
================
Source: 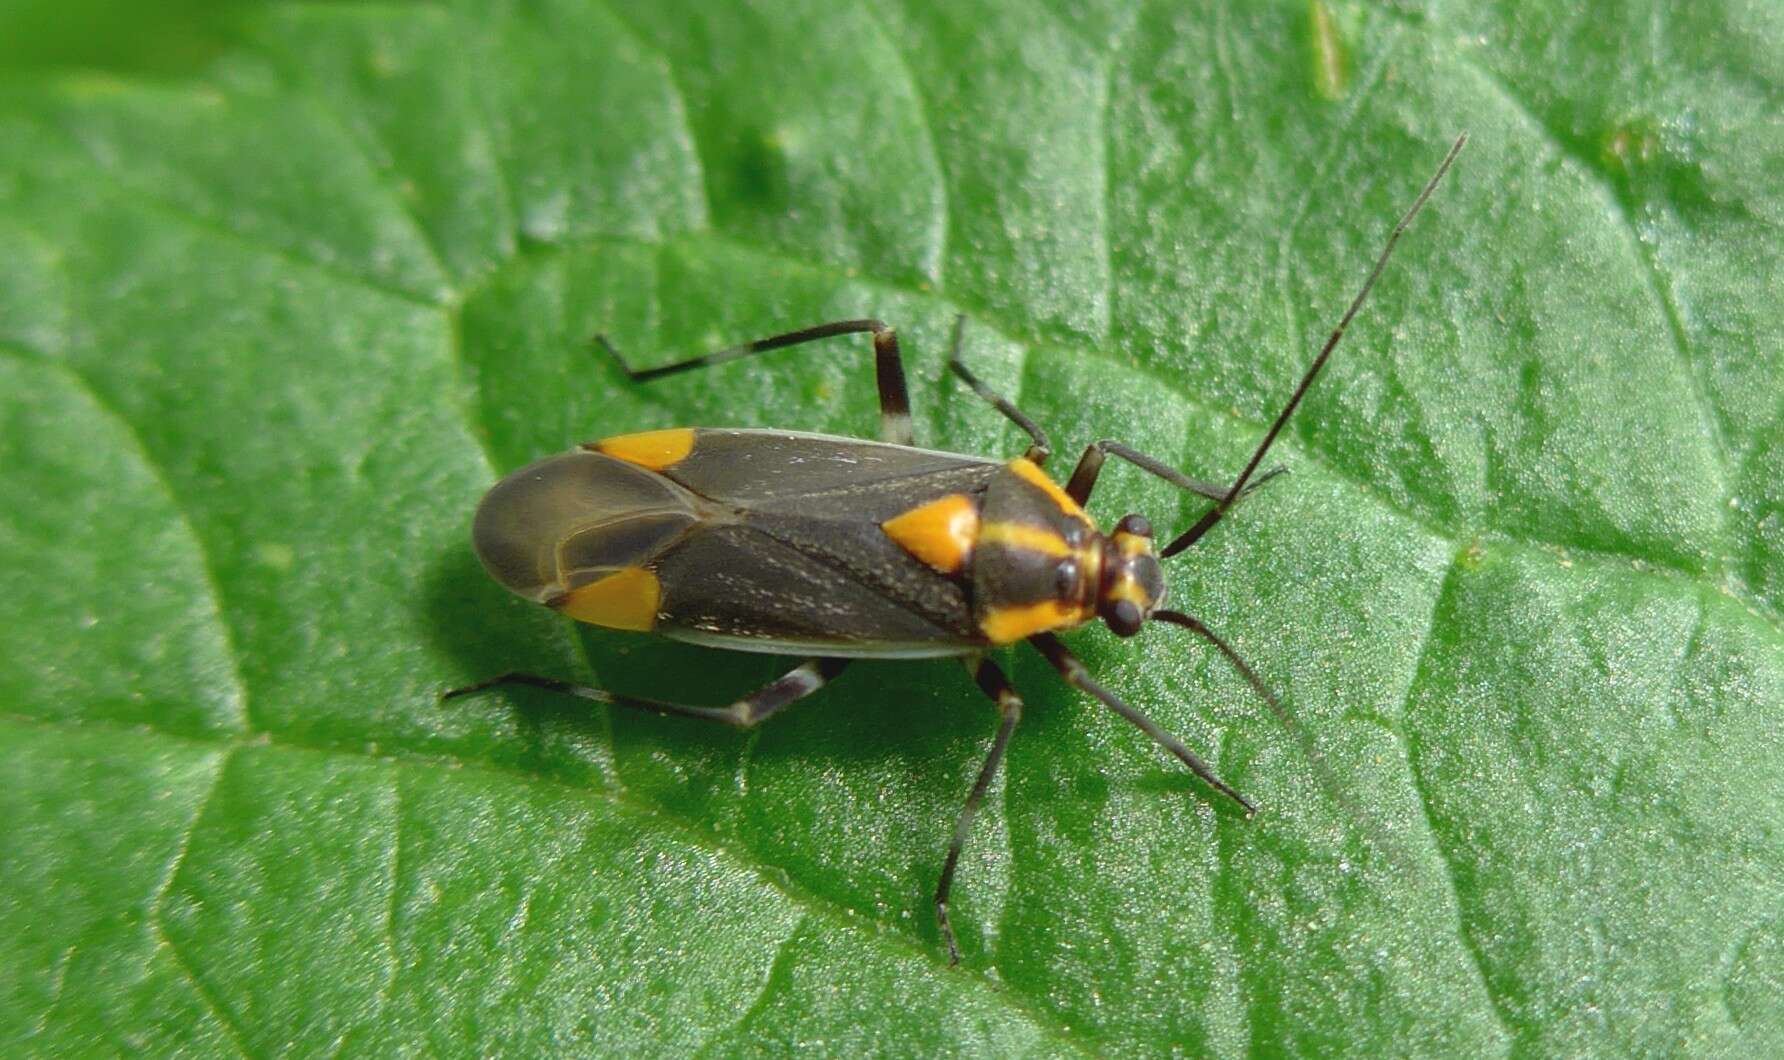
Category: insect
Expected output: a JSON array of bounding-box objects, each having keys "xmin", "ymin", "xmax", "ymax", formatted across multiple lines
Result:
[{"xmin": 447, "ymin": 135, "xmax": 1466, "ymax": 963}]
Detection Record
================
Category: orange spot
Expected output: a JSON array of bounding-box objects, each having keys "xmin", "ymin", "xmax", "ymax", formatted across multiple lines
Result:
[
  {"xmin": 979, "ymin": 600, "xmax": 1091, "ymax": 644},
  {"xmin": 882, "ymin": 494, "xmax": 979, "ymax": 574},
  {"xmin": 590, "ymin": 428, "xmax": 695, "ymax": 470},
  {"xmin": 554, "ymin": 567, "xmax": 660, "ymax": 631},
  {"xmin": 976, "ymin": 521, "xmax": 1071, "ymax": 557},
  {"xmin": 1008, "ymin": 458, "xmax": 1088, "ymax": 521}
]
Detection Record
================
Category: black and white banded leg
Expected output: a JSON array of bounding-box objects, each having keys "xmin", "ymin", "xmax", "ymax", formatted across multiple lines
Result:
[
  {"xmin": 944, "ymin": 315, "xmax": 1050, "ymax": 465},
  {"xmin": 1028, "ymin": 633, "xmax": 1255, "ymax": 815},
  {"xmin": 935, "ymin": 654, "xmax": 1024, "ymax": 965},
  {"xmin": 443, "ymin": 658, "xmax": 850, "ymax": 728},
  {"xmin": 592, "ymin": 319, "xmax": 915, "ymax": 445}
]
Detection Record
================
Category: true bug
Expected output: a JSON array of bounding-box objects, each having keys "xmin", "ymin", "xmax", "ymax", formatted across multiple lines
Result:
[{"xmin": 448, "ymin": 135, "xmax": 1466, "ymax": 963}]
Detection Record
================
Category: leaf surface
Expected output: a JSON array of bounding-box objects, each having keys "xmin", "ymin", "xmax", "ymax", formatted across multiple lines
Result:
[{"xmin": 3, "ymin": 1, "xmax": 1781, "ymax": 1055}]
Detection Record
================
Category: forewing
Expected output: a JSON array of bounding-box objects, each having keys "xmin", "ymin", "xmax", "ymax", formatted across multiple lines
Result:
[
  {"xmin": 660, "ymin": 429, "xmax": 1000, "ymax": 519},
  {"xmin": 654, "ymin": 511, "xmax": 980, "ymax": 656}
]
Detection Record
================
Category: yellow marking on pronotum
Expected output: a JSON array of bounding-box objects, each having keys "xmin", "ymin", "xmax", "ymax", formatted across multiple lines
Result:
[
  {"xmin": 1113, "ymin": 532, "xmax": 1151, "ymax": 558},
  {"xmin": 882, "ymin": 493, "xmax": 980, "ymax": 574},
  {"xmin": 1007, "ymin": 458, "xmax": 1088, "ymax": 521},
  {"xmin": 554, "ymin": 566, "xmax": 660, "ymax": 631},
  {"xmin": 976, "ymin": 521, "xmax": 1073, "ymax": 557},
  {"xmin": 590, "ymin": 428, "xmax": 696, "ymax": 470},
  {"xmin": 1107, "ymin": 576, "xmax": 1151, "ymax": 607},
  {"xmin": 979, "ymin": 600, "xmax": 1091, "ymax": 644}
]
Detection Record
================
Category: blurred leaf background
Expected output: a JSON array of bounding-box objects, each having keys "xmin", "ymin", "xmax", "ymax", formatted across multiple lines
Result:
[{"xmin": 2, "ymin": 0, "xmax": 1780, "ymax": 1055}]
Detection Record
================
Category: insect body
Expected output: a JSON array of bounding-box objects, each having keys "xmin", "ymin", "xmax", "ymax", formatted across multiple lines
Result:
[
  {"xmin": 450, "ymin": 136, "xmax": 1466, "ymax": 963},
  {"xmin": 473, "ymin": 430, "xmax": 1164, "ymax": 657}
]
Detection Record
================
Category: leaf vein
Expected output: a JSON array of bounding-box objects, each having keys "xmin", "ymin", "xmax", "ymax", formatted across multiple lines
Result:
[
  {"xmin": 147, "ymin": 750, "xmax": 255, "ymax": 1058},
  {"xmin": 4, "ymin": 348, "xmax": 252, "ymax": 734},
  {"xmin": 0, "ymin": 710, "xmax": 1083, "ymax": 1046},
  {"xmin": 1396, "ymin": 552, "xmax": 1520, "ymax": 1050},
  {"xmin": 1272, "ymin": 27, "xmax": 1404, "ymax": 360},
  {"xmin": 43, "ymin": 101, "xmax": 442, "ymax": 307},
  {"xmin": 235, "ymin": 30, "xmax": 453, "ymax": 293},
  {"xmin": 1453, "ymin": 55, "xmax": 1733, "ymax": 548},
  {"xmin": 860, "ymin": 0, "xmax": 950, "ymax": 288},
  {"xmin": 691, "ymin": 913, "xmax": 810, "ymax": 1058},
  {"xmin": 591, "ymin": 0, "xmax": 715, "ymax": 232},
  {"xmin": 377, "ymin": 769, "xmax": 403, "ymax": 1015}
]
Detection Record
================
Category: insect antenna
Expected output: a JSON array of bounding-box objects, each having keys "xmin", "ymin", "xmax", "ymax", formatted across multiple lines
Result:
[
  {"xmin": 1153, "ymin": 609, "xmax": 1334, "ymax": 794},
  {"xmin": 1162, "ymin": 132, "xmax": 1468, "ymax": 558},
  {"xmin": 1152, "ymin": 608, "xmax": 1407, "ymax": 864}
]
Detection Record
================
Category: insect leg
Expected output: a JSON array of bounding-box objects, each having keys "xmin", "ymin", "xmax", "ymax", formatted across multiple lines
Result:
[
  {"xmin": 441, "ymin": 658, "xmax": 850, "ymax": 728},
  {"xmin": 592, "ymin": 319, "xmax": 914, "ymax": 445},
  {"xmin": 936, "ymin": 654, "xmax": 1024, "ymax": 965},
  {"xmin": 944, "ymin": 315, "xmax": 1050, "ymax": 464},
  {"xmin": 1028, "ymin": 633, "xmax": 1256, "ymax": 815},
  {"xmin": 1063, "ymin": 438, "xmax": 1288, "ymax": 509}
]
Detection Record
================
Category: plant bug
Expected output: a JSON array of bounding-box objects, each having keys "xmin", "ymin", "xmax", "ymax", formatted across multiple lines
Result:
[{"xmin": 447, "ymin": 135, "xmax": 1467, "ymax": 963}]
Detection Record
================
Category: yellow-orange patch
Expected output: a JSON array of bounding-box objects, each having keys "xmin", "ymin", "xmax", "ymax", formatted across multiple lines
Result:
[
  {"xmin": 882, "ymin": 493, "xmax": 979, "ymax": 573},
  {"xmin": 976, "ymin": 521, "xmax": 1072, "ymax": 557},
  {"xmin": 1113, "ymin": 531, "xmax": 1151, "ymax": 558},
  {"xmin": 554, "ymin": 566, "xmax": 660, "ymax": 631},
  {"xmin": 590, "ymin": 427, "xmax": 695, "ymax": 470},
  {"xmin": 979, "ymin": 600, "xmax": 1091, "ymax": 644},
  {"xmin": 1107, "ymin": 575, "xmax": 1151, "ymax": 606},
  {"xmin": 1008, "ymin": 458, "xmax": 1088, "ymax": 521}
]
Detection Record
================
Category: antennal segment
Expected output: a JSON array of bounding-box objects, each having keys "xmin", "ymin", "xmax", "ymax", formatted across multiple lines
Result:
[{"xmin": 1162, "ymin": 133, "xmax": 1468, "ymax": 558}]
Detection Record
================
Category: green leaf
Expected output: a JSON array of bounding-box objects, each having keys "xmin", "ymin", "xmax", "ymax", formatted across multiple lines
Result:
[{"xmin": 3, "ymin": 0, "xmax": 1780, "ymax": 1055}]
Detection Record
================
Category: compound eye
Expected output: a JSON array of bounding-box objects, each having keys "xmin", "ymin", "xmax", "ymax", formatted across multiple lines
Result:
[
  {"xmin": 1054, "ymin": 558, "xmax": 1080, "ymax": 596},
  {"xmin": 1108, "ymin": 599, "xmax": 1143, "ymax": 637},
  {"xmin": 1116, "ymin": 514, "xmax": 1153, "ymax": 538}
]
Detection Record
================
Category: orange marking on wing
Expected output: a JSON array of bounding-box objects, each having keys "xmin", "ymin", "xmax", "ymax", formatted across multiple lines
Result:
[
  {"xmin": 589, "ymin": 428, "xmax": 695, "ymax": 470},
  {"xmin": 554, "ymin": 566, "xmax": 660, "ymax": 631},
  {"xmin": 882, "ymin": 493, "xmax": 979, "ymax": 574}
]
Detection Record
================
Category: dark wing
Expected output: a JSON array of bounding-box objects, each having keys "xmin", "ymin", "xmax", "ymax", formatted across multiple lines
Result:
[
  {"xmin": 652, "ymin": 459, "xmax": 997, "ymax": 657},
  {"xmin": 483, "ymin": 432, "xmax": 1000, "ymax": 655},
  {"xmin": 658, "ymin": 429, "xmax": 1001, "ymax": 520}
]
